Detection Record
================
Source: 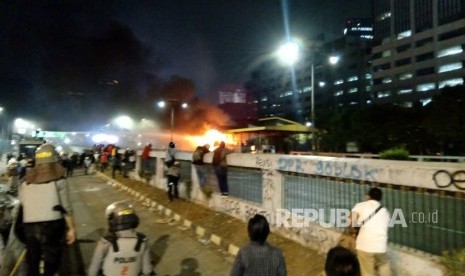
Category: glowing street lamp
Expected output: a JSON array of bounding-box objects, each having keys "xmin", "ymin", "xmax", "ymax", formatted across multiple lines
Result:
[
  {"xmin": 158, "ymin": 99, "xmax": 188, "ymax": 142},
  {"xmin": 276, "ymin": 41, "xmax": 301, "ymax": 66},
  {"xmin": 276, "ymin": 40, "xmax": 339, "ymax": 151}
]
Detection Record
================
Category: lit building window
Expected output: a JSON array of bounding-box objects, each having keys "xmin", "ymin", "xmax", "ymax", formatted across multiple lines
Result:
[
  {"xmin": 421, "ymin": 98, "xmax": 432, "ymax": 106},
  {"xmin": 347, "ymin": 76, "xmax": 359, "ymax": 82},
  {"xmin": 438, "ymin": 62, "xmax": 463, "ymax": 73},
  {"xmin": 261, "ymin": 97, "xmax": 268, "ymax": 102},
  {"xmin": 335, "ymin": 90, "xmax": 344, "ymax": 96},
  {"xmin": 416, "ymin": 83, "xmax": 435, "ymax": 92},
  {"xmin": 399, "ymin": 72, "xmax": 413, "ymax": 80},
  {"xmin": 365, "ymin": 73, "xmax": 372, "ymax": 79},
  {"xmin": 350, "ymin": 101, "xmax": 358, "ymax": 105},
  {"xmin": 377, "ymin": 91, "xmax": 391, "ymax": 98},
  {"xmin": 382, "ymin": 50, "xmax": 391, "ymax": 57},
  {"xmin": 334, "ymin": 79, "xmax": 344, "ymax": 85},
  {"xmin": 439, "ymin": 78, "xmax": 464, "ymax": 88},
  {"xmin": 348, "ymin": 87, "xmax": 358, "ymax": 93},
  {"xmin": 302, "ymin": 86, "xmax": 312, "ymax": 92},
  {"xmin": 382, "ymin": 77, "xmax": 392, "ymax": 84},
  {"xmin": 376, "ymin": 12, "xmax": 391, "ymax": 21},
  {"xmin": 398, "ymin": 88, "xmax": 413, "ymax": 94},
  {"xmin": 284, "ymin": 91, "xmax": 293, "ymax": 97},
  {"xmin": 400, "ymin": 102, "xmax": 413, "ymax": 108},
  {"xmin": 437, "ymin": 46, "xmax": 463, "ymax": 58},
  {"xmin": 397, "ymin": 30, "xmax": 412, "ymax": 40},
  {"xmin": 361, "ymin": 35, "xmax": 373, "ymax": 39}
]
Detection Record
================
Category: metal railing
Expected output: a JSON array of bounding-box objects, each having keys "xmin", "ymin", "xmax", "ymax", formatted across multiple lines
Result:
[
  {"xmin": 281, "ymin": 172, "xmax": 465, "ymax": 255},
  {"xmin": 147, "ymin": 151, "xmax": 465, "ymax": 256}
]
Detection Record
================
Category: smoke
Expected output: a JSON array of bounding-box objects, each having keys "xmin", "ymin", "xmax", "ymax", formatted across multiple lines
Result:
[
  {"xmin": 153, "ymin": 75, "xmax": 231, "ymax": 135},
  {"xmin": 0, "ymin": 2, "xmax": 230, "ymax": 133},
  {"xmin": 0, "ymin": 3, "xmax": 163, "ymax": 130}
]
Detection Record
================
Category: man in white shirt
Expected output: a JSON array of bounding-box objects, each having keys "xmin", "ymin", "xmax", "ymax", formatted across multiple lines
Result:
[{"xmin": 351, "ymin": 187, "xmax": 391, "ymax": 276}]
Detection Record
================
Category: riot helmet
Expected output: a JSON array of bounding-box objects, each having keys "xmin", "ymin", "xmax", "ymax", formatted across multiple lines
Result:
[
  {"xmin": 105, "ymin": 201, "xmax": 139, "ymax": 232},
  {"xmin": 35, "ymin": 143, "xmax": 60, "ymax": 165}
]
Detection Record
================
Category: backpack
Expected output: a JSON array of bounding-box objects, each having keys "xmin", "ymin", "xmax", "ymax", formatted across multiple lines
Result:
[{"xmin": 192, "ymin": 147, "xmax": 204, "ymax": 163}]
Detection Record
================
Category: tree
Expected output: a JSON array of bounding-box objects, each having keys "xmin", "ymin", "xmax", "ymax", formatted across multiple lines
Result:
[{"xmin": 423, "ymin": 85, "xmax": 465, "ymax": 155}]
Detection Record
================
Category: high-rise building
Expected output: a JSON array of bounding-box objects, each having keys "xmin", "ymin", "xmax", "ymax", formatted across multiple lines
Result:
[
  {"xmin": 246, "ymin": 34, "xmax": 373, "ymax": 124},
  {"xmin": 371, "ymin": 0, "xmax": 465, "ymax": 107},
  {"xmin": 344, "ymin": 18, "xmax": 374, "ymax": 40},
  {"xmin": 217, "ymin": 84, "xmax": 258, "ymax": 126}
]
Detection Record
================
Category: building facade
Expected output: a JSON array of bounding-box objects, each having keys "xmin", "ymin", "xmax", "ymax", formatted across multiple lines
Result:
[
  {"xmin": 371, "ymin": 0, "xmax": 465, "ymax": 107},
  {"xmin": 217, "ymin": 84, "xmax": 258, "ymax": 126},
  {"xmin": 247, "ymin": 29, "xmax": 373, "ymax": 124}
]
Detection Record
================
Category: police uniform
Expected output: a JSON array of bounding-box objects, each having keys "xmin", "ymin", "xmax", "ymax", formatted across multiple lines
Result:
[
  {"xmin": 19, "ymin": 143, "xmax": 76, "ymax": 276},
  {"xmin": 88, "ymin": 201, "xmax": 154, "ymax": 276}
]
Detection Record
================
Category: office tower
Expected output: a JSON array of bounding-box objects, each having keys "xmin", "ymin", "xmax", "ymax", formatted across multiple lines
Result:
[{"xmin": 372, "ymin": 0, "xmax": 465, "ymax": 107}]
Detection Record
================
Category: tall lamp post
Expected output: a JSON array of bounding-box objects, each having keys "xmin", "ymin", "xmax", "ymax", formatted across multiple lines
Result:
[
  {"xmin": 277, "ymin": 40, "xmax": 339, "ymax": 151},
  {"xmin": 158, "ymin": 99, "xmax": 188, "ymax": 142}
]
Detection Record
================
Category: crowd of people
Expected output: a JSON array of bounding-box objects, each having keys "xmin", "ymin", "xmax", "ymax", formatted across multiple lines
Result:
[{"xmin": 2, "ymin": 139, "xmax": 392, "ymax": 275}]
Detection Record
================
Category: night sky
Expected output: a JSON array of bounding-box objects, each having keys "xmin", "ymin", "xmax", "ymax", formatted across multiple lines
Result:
[{"xmin": 0, "ymin": 0, "xmax": 371, "ymax": 131}]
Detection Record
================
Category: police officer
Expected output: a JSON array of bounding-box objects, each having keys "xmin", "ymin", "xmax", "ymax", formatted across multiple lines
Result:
[
  {"xmin": 19, "ymin": 143, "xmax": 76, "ymax": 275},
  {"xmin": 88, "ymin": 201, "xmax": 154, "ymax": 276}
]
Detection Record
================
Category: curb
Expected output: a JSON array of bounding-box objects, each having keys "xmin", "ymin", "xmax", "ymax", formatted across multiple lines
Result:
[{"xmin": 98, "ymin": 173, "xmax": 241, "ymax": 257}]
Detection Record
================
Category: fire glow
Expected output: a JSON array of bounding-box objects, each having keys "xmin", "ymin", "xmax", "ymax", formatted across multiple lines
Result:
[{"xmin": 187, "ymin": 129, "xmax": 234, "ymax": 150}]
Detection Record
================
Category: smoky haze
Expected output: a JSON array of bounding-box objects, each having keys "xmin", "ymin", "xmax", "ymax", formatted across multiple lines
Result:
[
  {"xmin": 156, "ymin": 76, "xmax": 231, "ymax": 135},
  {"xmin": 0, "ymin": 1, "xmax": 230, "ymax": 132}
]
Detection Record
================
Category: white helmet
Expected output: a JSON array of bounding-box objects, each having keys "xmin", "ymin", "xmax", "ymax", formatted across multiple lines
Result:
[{"xmin": 105, "ymin": 201, "xmax": 139, "ymax": 232}]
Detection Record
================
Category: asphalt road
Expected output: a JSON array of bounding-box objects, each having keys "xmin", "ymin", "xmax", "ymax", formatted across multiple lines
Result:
[{"xmin": 2, "ymin": 168, "xmax": 234, "ymax": 276}]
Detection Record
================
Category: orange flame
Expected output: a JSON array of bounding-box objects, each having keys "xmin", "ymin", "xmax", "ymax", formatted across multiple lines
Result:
[{"xmin": 186, "ymin": 128, "xmax": 235, "ymax": 150}]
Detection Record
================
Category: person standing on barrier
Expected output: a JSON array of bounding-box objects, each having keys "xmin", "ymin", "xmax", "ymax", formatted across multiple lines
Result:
[
  {"xmin": 212, "ymin": 141, "xmax": 233, "ymax": 196},
  {"xmin": 192, "ymin": 144, "xmax": 210, "ymax": 191},
  {"xmin": 88, "ymin": 201, "xmax": 155, "ymax": 276},
  {"xmin": 231, "ymin": 214, "xmax": 287, "ymax": 276},
  {"xmin": 350, "ymin": 187, "xmax": 391, "ymax": 276},
  {"xmin": 141, "ymin": 143, "xmax": 153, "ymax": 174},
  {"xmin": 164, "ymin": 141, "xmax": 177, "ymax": 168},
  {"xmin": 19, "ymin": 143, "xmax": 76, "ymax": 276},
  {"xmin": 166, "ymin": 161, "xmax": 181, "ymax": 201}
]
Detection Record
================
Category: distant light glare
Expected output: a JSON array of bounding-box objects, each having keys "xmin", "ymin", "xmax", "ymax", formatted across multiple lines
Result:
[
  {"xmin": 92, "ymin": 134, "xmax": 119, "ymax": 144},
  {"xmin": 277, "ymin": 41, "xmax": 300, "ymax": 66},
  {"xmin": 114, "ymin": 115, "xmax": 134, "ymax": 129},
  {"xmin": 329, "ymin": 56, "xmax": 340, "ymax": 65}
]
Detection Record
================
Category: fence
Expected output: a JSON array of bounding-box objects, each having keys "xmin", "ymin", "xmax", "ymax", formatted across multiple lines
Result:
[{"xmin": 140, "ymin": 150, "xmax": 465, "ymax": 259}]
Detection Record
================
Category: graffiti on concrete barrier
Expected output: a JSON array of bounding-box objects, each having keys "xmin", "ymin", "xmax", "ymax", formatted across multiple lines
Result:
[
  {"xmin": 315, "ymin": 161, "xmax": 379, "ymax": 182},
  {"xmin": 433, "ymin": 170, "xmax": 465, "ymax": 190},
  {"xmin": 256, "ymin": 156, "xmax": 272, "ymax": 169},
  {"xmin": 244, "ymin": 205, "xmax": 271, "ymax": 222},
  {"xmin": 277, "ymin": 158, "xmax": 312, "ymax": 173},
  {"xmin": 275, "ymin": 213, "xmax": 335, "ymax": 254},
  {"xmin": 263, "ymin": 174, "xmax": 275, "ymax": 209},
  {"xmin": 221, "ymin": 198, "xmax": 272, "ymax": 224},
  {"xmin": 223, "ymin": 198, "xmax": 241, "ymax": 216}
]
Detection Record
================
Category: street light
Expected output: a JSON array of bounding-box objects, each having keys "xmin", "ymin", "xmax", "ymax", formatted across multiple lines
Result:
[
  {"xmin": 157, "ymin": 99, "xmax": 188, "ymax": 142},
  {"xmin": 276, "ymin": 40, "xmax": 339, "ymax": 151}
]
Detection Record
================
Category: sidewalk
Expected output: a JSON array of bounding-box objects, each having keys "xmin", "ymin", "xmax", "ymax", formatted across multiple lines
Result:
[{"xmin": 100, "ymin": 171, "xmax": 326, "ymax": 276}]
